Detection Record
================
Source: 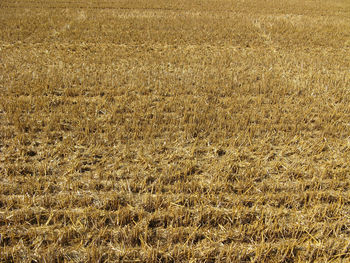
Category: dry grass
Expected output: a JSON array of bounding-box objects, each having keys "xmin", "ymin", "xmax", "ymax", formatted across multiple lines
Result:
[{"xmin": 1, "ymin": 0, "xmax": 350, "ymax": 262}]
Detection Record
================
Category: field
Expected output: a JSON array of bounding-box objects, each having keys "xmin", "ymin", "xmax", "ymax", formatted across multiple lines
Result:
[{"xmin": 1, "ymin": 0, "xmax": 350, "ymax": 262}]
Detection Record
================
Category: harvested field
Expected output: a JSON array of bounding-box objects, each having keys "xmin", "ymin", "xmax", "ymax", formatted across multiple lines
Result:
[{"xmin": 1, "ymin": 0, "xmax": 350, "ymax": 262}]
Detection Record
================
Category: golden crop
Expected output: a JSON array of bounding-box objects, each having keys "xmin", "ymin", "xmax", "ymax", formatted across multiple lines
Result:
[{"xmin": 1, "ymin": 0, "xmax": 350, "ymax": 262}]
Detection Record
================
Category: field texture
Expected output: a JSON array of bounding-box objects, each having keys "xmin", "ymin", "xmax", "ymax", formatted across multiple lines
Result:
[{"xmin": 1, "ymin": 0, "xmax": 350, "ymax": 262}]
